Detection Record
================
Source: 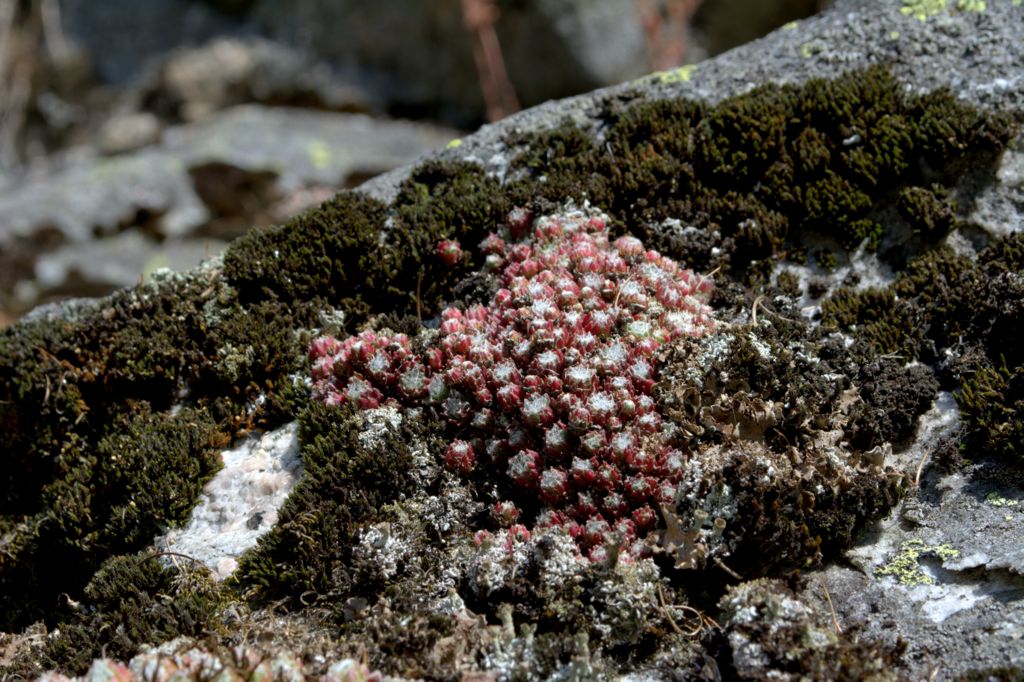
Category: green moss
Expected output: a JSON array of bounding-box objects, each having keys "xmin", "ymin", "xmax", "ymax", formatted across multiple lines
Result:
[
  {"xmin": 646, "ymin": 64, "xmax": 696, "ymax": 84},
  {"xmin": 0, "ymin": 313, "xmax": 84, "ymax": 518},
  {"xmin": 898, "ymin": 185, "xmax": 959, "ymax": 238},
  {"xmin": 232, "ymin": 401, "xmax": 429, "ymax": 602},
  {"xmin": 900, "ymin": 0, "xmax": 989, "ymax": 22},
  {"xmin": 821, "ymin": 234, "xmax": 1020, "ymax": 361},
  {"xmin": 0, "ymin": 406, "xmax": 222, "ymax": 627},
  {"xmin": 224, "ymin": 160, "xmax": 509, "ymax": 323},
  {"xmin": 0, "ymin": 271, "xmax": 319, "ymax": 627},
  {"xmin": 43, "ymin": 552, "xmax": 225, "ymax": 675},
  {"xmin": 197, "ymin": 297, "xmax": 318, "ymax": 427},
  {"xmin": 223, "ymin": 191, "xmax": 388, "ymax": 311},
  {"xmin": 390, "ymin": 160, "xmax": 511, "ymax": 312},
  {"xmin": 775, "ymin": 270, "xmax": 801, "ymax": 297},
  {"xmin": 984, "ymin": 491, "xmax": 1020, "ymax": 507},
  {"xmin": 957, "ymin": 665, "xmax": 1024, "ymax": 682},
  {"xmin": 820, "ymin": 287, "xmax": 919, "ymax": 355},
  {"xmin": 980, "ymin": 229, "xmax": 1024, "ymax": 273},
  {"xmin": 814, "ymin": 249, "xmax": 839, "ymax": 271},
  {"xmin": 960, "ymin": 360, "xmax": 1023, "ymax": 462},
  {"xmin": 501, "ymin": 66, "xmax": 1012, "ymax": 278},
  {"xmin": 819, "ymin": 233, "xmax": 1022, "ymax": 464}
]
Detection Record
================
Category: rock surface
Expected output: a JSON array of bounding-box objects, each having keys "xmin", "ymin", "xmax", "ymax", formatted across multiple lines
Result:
[
  {"xmin": 50, "ymin": 0, "xmax": 822, "ymax": 130},
  {"xmin": 0, "ymin": 106, "xmax": 457, "ymax": 316},
  {"xmin": 2, "ymin": 0, "xmax": 1023, "ymax": 680},
  {"xmin": 250, "ymin": 0, "xmax": 650, "ymax": 124}
]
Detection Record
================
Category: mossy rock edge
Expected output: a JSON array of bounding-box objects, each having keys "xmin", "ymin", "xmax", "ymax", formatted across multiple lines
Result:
[{"xmin": 1, "ymin": 57, "xmax": 1020, "ymax": 679}]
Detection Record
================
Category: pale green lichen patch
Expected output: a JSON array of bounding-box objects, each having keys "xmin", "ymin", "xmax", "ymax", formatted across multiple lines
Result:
[
  {"xmin": 647, "ymin": 64, "xmax": 696, "ymax": 85},
  {"xmin": 801, "ymin": 41, "xmax": 825, "ymax": 58},
  {"xmin": 984, "ymin": 492, "xmax": 1020, "ymax": 507},
  {"xmin": 875, "ymin": 539, "xmax": 961, "ymax": 586},
  {"xmin": 900, "ymin": 0, "xmax": 988, "ymax": 21},
  {"xmin": 306, "ymin": 140, "xmax": 332, "ymax": 170}
]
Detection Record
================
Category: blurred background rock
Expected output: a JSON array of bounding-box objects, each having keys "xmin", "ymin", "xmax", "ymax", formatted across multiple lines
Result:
[{"xmin": 0, "ymin": 0, "xmax": 825, "ymax": 325}]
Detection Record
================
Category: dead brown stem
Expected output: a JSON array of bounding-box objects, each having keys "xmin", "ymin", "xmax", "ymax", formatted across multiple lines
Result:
[
  {"xmin": 462, "ymin": 0, "xmax": 519, "ymax": 122},
  {"xmin": 634, "ymin": 0, "xmax": 703, "ymax": 71}
]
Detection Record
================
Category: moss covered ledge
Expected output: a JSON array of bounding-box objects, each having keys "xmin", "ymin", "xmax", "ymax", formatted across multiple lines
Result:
[{"xmin": 1, "ymin": 57, "xmax": 1020, "ymax": 679}]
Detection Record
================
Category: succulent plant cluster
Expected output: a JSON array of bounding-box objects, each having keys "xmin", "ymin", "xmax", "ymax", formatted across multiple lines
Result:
[
  {"xmin": 39, "ymin": 646, "xmax": 381, "ymax": 682},
  {"xmin": 311, "ymin": 205, "xmax": 716, "ymax": 559}
]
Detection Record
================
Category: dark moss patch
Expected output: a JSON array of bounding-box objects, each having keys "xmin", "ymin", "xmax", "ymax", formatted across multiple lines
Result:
[
  {"xmin": 960, "ymin": 360, "xmax": 1023, "ymax": 463},
  {"xmin": 194, "ymin": 297, "xmax": 319, "ymax": 428},
  {"xmin": 0, "ymin": 405, "xmax": 222, "ymax": 628},
  {"xmin": 820, "ymin": 233, "xmax": 1023, "ymax": 463},
  {"xmin": 814, "ymin": 248, "xmax": 840, "ymax": 271},
  {"xmin": 956, "ymin": 665, "xmax": 1024, "ymax": 682},
  {"xmin": 502, "ymin": 66, "xmax": 1013, "ymax": 279},
  {"xmin": 848, "ymin": 358, "xmax": 939, "ymax": 450},
  {"xmin": 823, "ymin": 237, "xmax": 1020, "ymax": 356},
  {"xmin": 223, "ymin": 160, "xmax": 510, "ymax": 322},
  {"xmin": 42, "ymin": 552, "xmax": 224, "ymax": 675},
  {"xmin": 0, "ymin": 273, "xmax": 318, "ymax": 628},
  {"xmin": 658, "ymin": 315, "xmax": 839, "ymax": 455},
  {"xmin": 898, "ymin": 185, "xmax": 959, "ymax": 238},
  {"xmin": 657, "ymin": 307, "xmax": 903, "ymax": 577},
  {"xmin": 721, "ymin": 444, "xmax": 901, "ymax": 572},
  {"xmin": 776, "ymin": 270, "xmax": 801, "ymax": 297},
  {"xmin": 223, "ymin": 192, "xmax": 388, "ymax": 315},
  {"xmin": 232, "ymin": 400, "xmax": 433, "ymax": 603},
  {"xmin": 820, "ymin": 286, "xmax": 918, "ymax": 356}
]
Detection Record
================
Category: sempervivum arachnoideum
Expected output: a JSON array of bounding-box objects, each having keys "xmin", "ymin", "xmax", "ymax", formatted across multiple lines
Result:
[{"xmin": 311, "ymin": 204, "xmax": 716, "ymax": 560}]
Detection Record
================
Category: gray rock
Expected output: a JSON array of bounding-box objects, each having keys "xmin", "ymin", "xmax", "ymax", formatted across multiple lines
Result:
[
  {"xmin": 25, "ymin": 231, "xmax": 228, "ymax": 305},
  {"xmin": 690, "ymin": 0, "xmax": 823, "ymax": 61},
  {"xmin": 250, "ymin": 0, "xmax": 650, "ymax": 124},
  {"xmin": 156, "ymin": 422, "xmax": 302, "ymax": 581},
  {"xmin": 0, "ymin": 105, "xmax": 457, "ymax": 314},
  {"xmin": 794, "ymin": 391, "xmax": 1024, "ymax": 679},
  {"xmin": 59, "ymin": 0, "xmax": 243, "ymax": 84},
  {"xmin": 96, "ymin": 112, "xmax": 163, "ymax": 154},
  {"xmin": 52, "ymin": 0, "xmax": 829, "ymax": 136},
  {"xmin": 148, "ymin": 37, "xmax": 370, "ymax": 122}
]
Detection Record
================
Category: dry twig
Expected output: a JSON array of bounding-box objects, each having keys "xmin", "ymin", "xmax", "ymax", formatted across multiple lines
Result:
[
  {"xmin": 634, "ymin": 0, "xmax": 703, "ymax": 70},
  {"xmin": 0, "ymin": 0, "xmax": 35, "ymax": 172},
  {"xmin": 462, "ymin": 0, "xmax": 519, "ymax": 122},
  {"xmin": 819, "ymin": 578, "xmax": 842, "ymax": 635}
]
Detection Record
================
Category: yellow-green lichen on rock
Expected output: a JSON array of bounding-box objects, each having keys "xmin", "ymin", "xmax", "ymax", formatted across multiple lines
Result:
[
  {"xmin": 647, "ymin": 64, "xmax": 696, "ymax": 85},
  {"xmin": 900, "ymin": 0, "xmax": 989, "ymax": 21},
  {"xmin": 875, "ymin": 539, "xmax": 961, "ymax": 586}
]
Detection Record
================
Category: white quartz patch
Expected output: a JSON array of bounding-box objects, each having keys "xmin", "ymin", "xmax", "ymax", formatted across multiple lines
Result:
[
  {"xmin": 774, "ymin": 245, "xmax": 897, "ymax": 321},
  {"xmin": 968, "ymin": 143, "xmax": 1024, "ymax": 239},
  {"xmin": 906, "ymin": 576, "xmax": 985, "ymax": 624},
  {"xmin": 893, "ymin": 390, "xmax": 960, "ymax": 473},
  {"xmin": 156, "ymin": 422, "xmax": 302, "ymax": 579}
]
